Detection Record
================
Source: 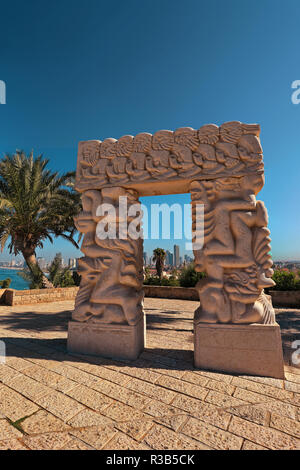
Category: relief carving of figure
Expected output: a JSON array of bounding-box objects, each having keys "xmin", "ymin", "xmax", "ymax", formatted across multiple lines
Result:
[
  {"xmin": 72, "ymin": 187, "xmax": 144, "ymax": 326},
  {"xmin": 190, "ymin": 173, "xmax": 275, "ymax": 325}
]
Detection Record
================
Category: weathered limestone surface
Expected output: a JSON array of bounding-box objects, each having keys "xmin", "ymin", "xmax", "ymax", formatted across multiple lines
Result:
[
  {"xmin": 70, "ymin": 121, "xmax": 284, "ymax": 377},
  {"xmin": 194, "ymin": 323, "xmax": 285, "ymax": 379},
  {"xmin": 75, "ymin": 122, "xmax": 264, "ymax": 195}
]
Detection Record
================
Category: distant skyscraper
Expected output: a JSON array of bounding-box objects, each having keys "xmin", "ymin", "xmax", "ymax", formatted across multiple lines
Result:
[
  {"xmin": 174, "ymin": 244, "xmax": 180, "ymax": 267},
  {"xmin": 143, "ymin": 252, "xmax": 148, "ymax": 265},
  {"xmin": 166, "ymin": 250, "xmax": 173, "ymax": 266},
  {"xmin": 37, "ymin": 257, "xmax": 47, "ymax": 270},
  {"xmin": 184, "ymin": 254, "xmax": 193, "ymax": 264},
  {"xmin": 68, "ymin": 258, "xmax": 77, "ymax": 269}
]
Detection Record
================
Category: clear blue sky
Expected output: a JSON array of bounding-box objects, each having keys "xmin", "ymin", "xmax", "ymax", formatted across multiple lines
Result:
[{"xmin": 0, "ymin": 0, "xmax": 300, "ymax": 262}]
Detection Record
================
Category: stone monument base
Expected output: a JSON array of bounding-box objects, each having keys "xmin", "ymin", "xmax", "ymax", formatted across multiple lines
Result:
[
  {"xmin": 67, "ymin": 316, "xmax": 145, "ymax": 360},
  {"xmin": 194, "ymin": 322, "xmax": 285, "ymax": 379}
]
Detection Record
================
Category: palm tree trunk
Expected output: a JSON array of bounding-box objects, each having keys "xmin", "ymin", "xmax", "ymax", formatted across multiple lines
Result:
[{"xmin": 22, "ymin": 251, "xmax": 53, "ymax": 288}]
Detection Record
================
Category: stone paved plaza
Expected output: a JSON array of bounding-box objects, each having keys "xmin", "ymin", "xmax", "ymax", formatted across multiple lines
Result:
[{"xmin": 0, "ymin": 298, "xmax": 299, "ymax": 450}]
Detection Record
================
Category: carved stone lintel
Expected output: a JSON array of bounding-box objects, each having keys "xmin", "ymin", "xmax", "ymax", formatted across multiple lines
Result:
[{"xmin": 75, "ymin": 121, "xmax": 264, "ymax": 193}]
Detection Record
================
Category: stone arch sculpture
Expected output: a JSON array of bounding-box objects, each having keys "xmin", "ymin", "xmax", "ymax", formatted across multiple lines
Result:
[{"xmin": 68, "ymin": 121, "xmax": 284, "ymax": 379}]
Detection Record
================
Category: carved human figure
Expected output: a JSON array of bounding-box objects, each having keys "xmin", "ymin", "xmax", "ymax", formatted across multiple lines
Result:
[
  {"xmin": 125, "ymin": 152, "xmax": 149, "ymax": 181},
  {"xmin": 190, "ymin": 174, "xmax": 275, "ymax": 325},
  {"xmin": 73, "ymin": 187, "xmax": 144, "ymax": 326}
]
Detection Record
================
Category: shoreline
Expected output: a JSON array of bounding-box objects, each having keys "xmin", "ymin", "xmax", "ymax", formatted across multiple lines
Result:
[{"xmin": 0, "ymin": 267, "xmax": 23, "ymax": 270}]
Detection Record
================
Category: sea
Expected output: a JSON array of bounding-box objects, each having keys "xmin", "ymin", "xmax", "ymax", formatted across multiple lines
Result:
[{"xmin": 0, "ymin": 268, "xmax": 30, "ymax": 290}]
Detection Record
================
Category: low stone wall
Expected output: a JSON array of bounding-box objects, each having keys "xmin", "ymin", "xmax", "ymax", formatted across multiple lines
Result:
[
  {"xmin": 143, "ymin": 285, "xmax": 198, "ymax": 301},
  {"xmin": 4, "ymin": 287, "xmax": 79, "ymax": 306},
  {"xmin": 269, "ymin": 290, "xmax": 300, "ymax": 308},
  {"xmin": 1, "ymin": 285, "xmax": 300, "ymax": 308},
  {"xmin": 143, "ymin": 286, "xmax": 300, "ymax": 308}
]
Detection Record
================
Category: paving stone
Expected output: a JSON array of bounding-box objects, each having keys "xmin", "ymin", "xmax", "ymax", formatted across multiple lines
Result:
[
  {"xmin": 0, "ymin": 365, "xmax": 21, "ymax": 384},
  {"xmin": 70, "ymin": 425, "xmax": 117, "ymax": 449},
  {"xmin": 103, "ymin": 432, "xmax": 151, "ymax": 450},
  {"xmin": 0, "ymin": 419, "xmax": 23, "ymax": 440},
  {"xmin": 22, "ymin": 364, "xmax": 76, "ymax": 392},
  {"xmin": 224, "ymin": 403, "xmax": 269, "ymax": 426},
  {"xmin": 180, "ymin": 371, "xmax": 207, "ymax": 387},
  {"xmin": 156, "ymin": 375, "xmax": 208, "ymax": 400},
  {"xmin": 228, "ymin": 416, "xmax": 300, "ymax": 450},
  {"xmin": 238, "ymin": 374, "xmax": 284, "ymax": 389},
  {"xmin": 270, "ymin": 413, "xmax": 300, "ymax": 438},
  {"xmin": 284, "ymin": 381, "xmax": 300, "ymax": 394},
  {"xmin": 172, "ymin": 394, "xmax": 231, "ymax": 429},
  {"xmin": 102, "ymin": 402, "xmax": 147, "ymax": 422},
  {"xmin": 35, "ymin": 390, "xmax": 85, "ymax": 421},
  {"xmin": 142, "ymin": 400, "xmax": 189, "ymax": 432},
  {"xmin": 126, "ymin": 377, "xmax": 176, "ymax": 404},
  {"xmin": 88, "ymin": 378, "xmax": 150, "ymax": 409},
  {"xmin": 0, "ymin": 383, "xmax": 39, "ymax": 421},
  {"xmin": 44, "ymin": 363, "xmax": 100, "ymax": 387},
  {"xmin": 205, "ymin": 390, "xmax": 246, "ymax": 408},
  {"xmin": 66, "ymin": 384, "xmax": 114, "ymax": 412},
  {"xmin": 116, "ymin": 419, "xmax": 154, "ymax": 441},
  {"xmin": 5, "ymin": 356, "xmax": 34, "ymax": 372},
  {"xmin": 143, "ymin": 423, "xmax": 211, "ymax": 450},
  {"xmin": 285, "ymin": 372, "xmax": 300, "ymax": 384},
  {"xmin": 242, "ymin": 440, "xmax": 268, "ymax": 450},
  {"xmin": 21, "ymin": 410, "xmax": 71, "ymax": 434},
  {"xmin": 22, "ymin": 431, "xmax": 72, "ymax": 450},
  {"xmin": 61, "ymin": 437, "xmax": 95, "ymax": 450},
  {"xmin": 204, "ymin": 379, "xmax": 236, "ymax": 395},
  {"xmin": 151, "ymin": 366, "xmax": 186, "ymax": 380},
  {"xmin": 231, "ymin": 376, "xmax": 294, "ymax": 402},
  {"xmin": 78, "ymin": 363, "xmax": 132, "ymax": 386},
  {"xmin": 5, "ymin": 374, "xmax": 52, "ymax": 400},
  {"xmin": 114, "ymin": 364, "xmax": 162, "ymax": 384},
  {"xmin": 181, "ymin": 417, "xmax": 243, "ymax": 450},
  {"xmin": 195, "ymin": 369, "xmax": 234, "ymax": 384},
  {"xmin": 233, "ymin": 387, "xmax": 298, "ymax": 419},
  {"xmin": 67, "ymin": 409, "xmax": 114, "ymax": 428},
  {"xmin": 0, "ymin": 438, "xmax": 27, "ymax": 450}
]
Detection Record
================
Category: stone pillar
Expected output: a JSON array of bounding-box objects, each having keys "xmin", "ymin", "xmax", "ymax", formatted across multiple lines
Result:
[
  {"xmin": 190, "ymin": 174, "xmax": 285, "ymax": 379},
  {"xmin": 67, "ymin": 187, "xmax": 145, "ymax": 360}
]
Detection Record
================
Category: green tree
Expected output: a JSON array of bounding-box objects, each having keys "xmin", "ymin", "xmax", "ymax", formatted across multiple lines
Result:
[
  {"xmin": 0, "ymin": 151, "xmax": 81, "ymax": 288},
  {"xmin": 48, "ymin": 253, "xmax": 75, "ymax": 288},
  {"xmin": 179, "ymin": 263, "xmax": 206, "ymax": 287},
  {"xmin": 152, "ymin": 248, "xmax": 166, "ymax": 280}
]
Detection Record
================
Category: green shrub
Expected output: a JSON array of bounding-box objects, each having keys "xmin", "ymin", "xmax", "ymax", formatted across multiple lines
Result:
[
  {"xmin": 143, "ymin": 276, "xmax": 161, "ymax": 286},
  {"xmin": 161, "ymin": 276, "xmax": 180, "ymax": 286},
  {"xmin": 0, "ymin": 278, "xmax": 11, "ymax": 288},
  {"xmin": 271, "ymin": 270, "xmax": 300, "ymax": 291},
  {"xmin": 48, "ymin": 253, "xmax": 75, "ymax": 287},
  {"xmin": 143, "ymin": 275, "xmax": 179, "ymax": 286},
  {"xmin": 18, "ymin": 267, "xmax": 44, "ymax": 289},
  {"xmin": 179, "ymin": 264, "xmax": 206, "ymax": 287}
]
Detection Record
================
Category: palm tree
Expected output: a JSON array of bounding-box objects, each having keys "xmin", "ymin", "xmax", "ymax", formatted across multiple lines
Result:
[
  {"xmin": 153, "ymin": 248, "xmax": 166, "ymax": 280},
  {"xmin": 0, "ymin": 151, "xmax": 81, "ymax": 288}
]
